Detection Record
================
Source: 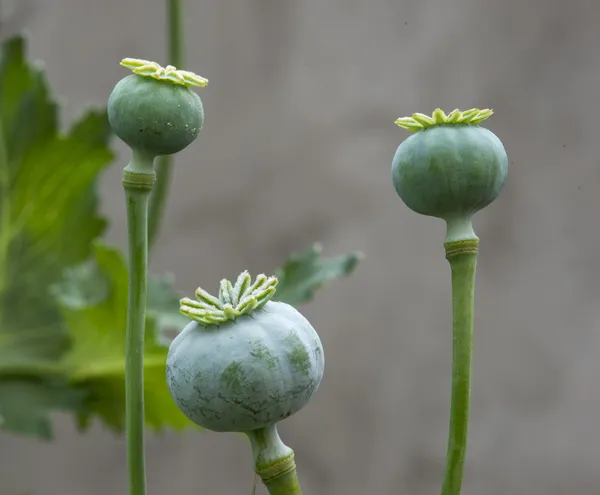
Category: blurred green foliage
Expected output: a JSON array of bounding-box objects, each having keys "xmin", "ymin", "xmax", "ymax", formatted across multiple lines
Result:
[{"xmin": 0, "ymin": 35, "xmax": 362, "ymax": 440}]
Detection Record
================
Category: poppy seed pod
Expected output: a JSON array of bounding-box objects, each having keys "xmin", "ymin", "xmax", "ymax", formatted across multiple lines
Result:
[
  {"xmin": 108, "ymin": 58, "xmax": 207, "ymax": 157},
  {"xmin": 391, "ymin": 108, "xmax": 508, "ymax": 220},
  {"xmin": 166, "ymin": 272, "xmax": 325, "ymax": 433}
]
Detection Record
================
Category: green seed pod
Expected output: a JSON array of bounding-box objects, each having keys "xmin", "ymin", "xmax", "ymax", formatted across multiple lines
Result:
[
  {"xmin": 166, "ymin": 272, "xmax": 325, "ymax": 433},
  {"xmin": 108, "ymin": 58, "xmax": 208, "ymax": 156},
  {"xmin": 391, "ymin": 108, "xmax": 508, "ymax": 220}
]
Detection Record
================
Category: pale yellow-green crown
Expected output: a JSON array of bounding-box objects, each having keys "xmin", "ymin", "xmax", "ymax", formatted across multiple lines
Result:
[
  {"xmin": 395, "ymin": 108, "xmax": 493, "ymax": 132},
  {"xmin": 120, "ymin": 58, "xmax": 208, "ymax": 88},
  {"xmin": 180, "ymin": 272, "xmax": 278, "ymax": 326}
]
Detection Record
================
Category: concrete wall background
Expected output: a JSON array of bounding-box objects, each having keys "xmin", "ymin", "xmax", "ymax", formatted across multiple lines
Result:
[{"xmin": 1, "ymin": 0, "xmax": 600, "ymax": 493}]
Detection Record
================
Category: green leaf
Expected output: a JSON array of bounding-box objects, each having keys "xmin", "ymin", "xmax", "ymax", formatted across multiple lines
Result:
[
  {"xmin": 56, "ymin": 244, "xmax": 195, "ymax": 432},
  {"xmin": 0, "ymin": 378, "xmax": 83, "ymax": 440},
  {"xmin": 0, "ymin": 34, "xmax": 114, "ymax": 438},
  {"xmin": 0, "ymin": 37, "xmax": 57, "ymax": 166},
  {"xmin": 273, "ymin": 243, "xmax": 363, "ymax": 306}
]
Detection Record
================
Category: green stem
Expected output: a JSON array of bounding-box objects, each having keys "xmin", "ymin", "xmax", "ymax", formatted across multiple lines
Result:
[
  {"xmin": 166, "ymin": 0, "xmax": 183, "ymax": 67},
  {"xmin": 245, "ymin": 425, "xmax": 304, "ymax": 495},
  {"xmin": 440, "ymin": 218, "xmax": 479, "ymax": 495},
  {"xmin": 122, "ymin": 149, "xmax": 156, "ymax": 495},
  {"xmin": 147, "ymin": 0, "xmax": 184, "ymax": 252}
]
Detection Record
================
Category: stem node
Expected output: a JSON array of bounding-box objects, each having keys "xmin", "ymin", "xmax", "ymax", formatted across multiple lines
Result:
[
  {"xmin": 444, "ymin": 239, "xmax": 479, "ymax": 259},
  {"xmin": 123, "ymin": 170, "xmax": 156, "ymax": 191},
  {"xmin": 245, "ymin": 425, "xmax": 304, "ymax": 495}
]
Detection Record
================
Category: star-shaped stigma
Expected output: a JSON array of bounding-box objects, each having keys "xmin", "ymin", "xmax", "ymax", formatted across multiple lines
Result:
[
  {"xmin": 180, "ymin": 272, "xmax": 278, "ymax": 326},
  {"xmin": 395, "ymin": 108, "xmax": 493, "ymax": 132},
  {"xmin": 120, "ymin": 58, "xmax": 208, "ymax": 87}
]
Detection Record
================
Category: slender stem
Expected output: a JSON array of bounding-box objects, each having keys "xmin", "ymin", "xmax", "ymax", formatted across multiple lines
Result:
[
  {"xmin": 245, "ymin": 425, "xmax": 304, "ymax": 495},
  {"xmin": 147, "ymin": 0, "xmax": 184, "ymax": 252},
  {"xmin": 122, "ymin": 150, "xmax": 156, "ymax": 495},
  {"xmin": 166, "ymin": 0, "xmax": 183, "ymax": 67},
  {"xmin": 440, "ymin": 233, "xmax": 479, "ymax": 495},
  {"xmin": 147, "ymin": 157, "xmax": 172, "ymax": 252}
]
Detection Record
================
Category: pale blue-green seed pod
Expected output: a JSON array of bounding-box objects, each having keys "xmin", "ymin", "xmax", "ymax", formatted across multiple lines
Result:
[
  {"xmin": 108, "ymin": 58, "xmax": 207, "ymax": 157},
  {"xmin": 166, "ymin": 272, "xmax": 325, "ymax": 433},
  {"xmin": 391, "ymin": 108, "xmax": 508, "ymax": 220}
]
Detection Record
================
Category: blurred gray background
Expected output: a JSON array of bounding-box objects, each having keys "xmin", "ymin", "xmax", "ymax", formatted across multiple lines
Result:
[{"xmin": 2, "ymin": 0, "xmax": 600, "ymax": 493}]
